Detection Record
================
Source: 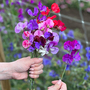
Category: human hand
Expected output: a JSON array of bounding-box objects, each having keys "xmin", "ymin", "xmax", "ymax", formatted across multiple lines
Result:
[
  {"xmin": 11, "ymin": 56, "xmax": 43, "ymax": 80},
  {"xmin": 48, "ymin": 80, "xmax": 67, "ymax": 90}
]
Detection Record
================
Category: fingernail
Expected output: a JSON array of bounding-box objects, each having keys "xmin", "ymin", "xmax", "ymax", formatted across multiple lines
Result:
[
  {"xmin": 31, "ymin": 65, "xmax": 35, "ymax": 67},
  {"xmin": 30, "ymin": 71, "xmax": 34, "ymax": 74},
  {"xmin": 57, "ymin": 80, "xmax": 61, "ymax": 84},
  {"xmin": 30, "ymin": 68, "xmax": 34, "ymax": 70},
  {"xmin": 39, "ymin": 58, "xmax": 43, "ymax": 60},
  {"xmin": 29, "ymin": 74, "xmax": 33, "ymax": 77}
]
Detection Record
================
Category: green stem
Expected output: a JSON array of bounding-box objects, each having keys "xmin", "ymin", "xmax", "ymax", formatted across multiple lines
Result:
[{"xmin": 61, "ymin": 65, "xmax": 67, "ymax": 80}]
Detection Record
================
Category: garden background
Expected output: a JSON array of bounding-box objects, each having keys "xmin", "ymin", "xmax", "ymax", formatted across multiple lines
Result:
[{"xmin": 0, "ymin": 0, "xmax": 90, "ymax": 90}]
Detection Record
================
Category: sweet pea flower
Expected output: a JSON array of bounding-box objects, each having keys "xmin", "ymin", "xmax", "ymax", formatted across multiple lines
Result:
[
  {"xmin": 34, "ymin": 30, "xmax": 43, "ymax": 37},
  {"xmin": 38, "ymin": 13, "xmax": 47, "ymax": 21},
  {"xmin": 0, "ymin": 15, "xmax": 3, "ymax": 22},
  {"xmin": 24, "ymin": 31, "xmax": 31, "ymax": 37},
  {"xmin": 15, "ymin": 22, "xmax": 24, "ymax": 33},
  {"xmin": 38, "ymin": 1, "xmax": 47, "ymax": 12},
  {"xmin": 22, "ymin": 40, "xmax": 31, "ymax": 48},
  {"xmin": 27, "ymin": 19, "xmax": 38, "ymax": 31},
  {"xmin": 27, "ymin": 7, "xmax": 39, "ymax": 16}
]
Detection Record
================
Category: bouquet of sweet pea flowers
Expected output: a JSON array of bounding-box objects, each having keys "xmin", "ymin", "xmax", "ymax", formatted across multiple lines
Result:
[{"xmin": 15, "ymin": 1, "xmax": 81, "ymax": 90}]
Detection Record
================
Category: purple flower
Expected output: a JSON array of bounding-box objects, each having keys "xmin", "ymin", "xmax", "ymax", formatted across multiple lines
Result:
[
  {"xmin": 47, "ymin": 41, "xmax": 59, "ymax": 54},
  {"xmin": 28, "ymin": 46, "xmax": 35, "ymax": 52},
  {"xmin": 49, "ymin": 70, "xmax": 59, "ymax": 78},
  {"xmin": 85, "ymin": 65, "xmax": 90, "ymax": 72},
  {"xmin": 27, "ymin": 7, "xmax": 38, "ymax": 16},
  {"xmin": 43, "ymin": 58, "xmax": 52, "ymax": 66},
  {"xmin": 64, "ymin": 41, "xmax": 73, "ymax": 51},
  {"xmin": 0, "ymin": 15, "xmax": 3, "ymax": 22},
  {"xmin": 86, "ymin": 53, "xmax": 90, "ymax": 61},
  {"xmin": 72, "ymin": 40, "xmax": 81, "ymax": 50},
  {"xmin": 44, "ymin": 32, "xmax": 52, "ymax": 39},
  {"xmin": 66, "ymin": 65, "xmax": 70, "ymax": 71},
  {"xmin": 86, "ymin": 47, "xmax": 90, "ymax": 53},
  {"xmin": 17, "ymin": 53, "xmax": 22, "ymax": 58},
  {"xmin": 29, "ymin": 35, "xmax": 34, "ymax": 43},
  {"xmin": 5, "ymin": 0, "xmax": 9, "ymax": 5},
  {"xmin": 67, "ymin": 30, "xmax": 74, "ymax": 38},
  {"xmin": 57, "ymin": 60, "xmax": 62, "ymax": 66},
  {"xmin": 30, "ymin": 0, "xmax": 34, "ymax": 4},
  {"xmin": 38, "ymin": 1, "xmax": 47, "ymax": 12},
  {"xmin": 80, "ymin": 62, "xmax": 87, "ymax": 67},
  {"xmin": 18, "ymin": 8, "xmax": 23, "ymax": 14},
  {"xmin": 84, "ymin": 73, "xmax": 89, "ymax": 80},
  {"xmin": 22, "ymin": 33, "xmax": 27, "ymax": 39},
  {"xmin": 59, "ymin": 31, "xmax": 67, "ymax": 40},
  {"xmin": 64, "ymin": 40, "xmax": 80, "ymax": 51},
  {"xmin": 73, "ymin": 52, "xmax": 81, "ymax": 61},
  {"xmin": 27, "ymin": 19, "xmax": 38, "ymax": 31},
  {"xmin": 63, "ymin": 54, "xmax": 73, "ymax": 64},
  {"xmin": 18, "ymin": 14, "xmax": 24, "ymax": 21},
  {"xmin": 15, "ymin": 22, "xmax": 24, "ymax": 33},
  {"xmin": 8, "ymin": 42, "xmax": 14, "ymax": 51},
  {"xmin": 35, "ymin": 42, "xmax": 41, "ymax": 49},
  {"xmin": 38, "ymin": 13, "xmax": 47, "ymax": 21}
]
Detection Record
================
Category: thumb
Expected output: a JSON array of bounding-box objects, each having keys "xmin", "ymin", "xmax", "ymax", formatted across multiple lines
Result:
[
  {"xmin": 53, "ymin": 80, "xmax": 62, "ymax": 90},
  {"xmin": 30, "ymin": 58, "xmax": 43, "ymax": 65}
]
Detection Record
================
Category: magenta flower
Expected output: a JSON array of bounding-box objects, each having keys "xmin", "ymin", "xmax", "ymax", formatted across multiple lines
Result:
[
  {"xmin": 27, "ymin": 7, "xmax": 39, "ymax": 16},
  {"xmin": 24, "ymin": 31, "xmax": 31, "ymax": 37},
  {"xmin": 63, "ymin": 54, "xmax": 73, "ymax": 64},
  {"xmin": 38, "ymin": 1, "xmax": 47, "ymax": 12},
  {"xmin": 63, "ymin": 40, "xmax": 81, "ymax": 64},
  {"xmin": 22, "ymin": 40, "xmax": 31, "ymax": 48}
]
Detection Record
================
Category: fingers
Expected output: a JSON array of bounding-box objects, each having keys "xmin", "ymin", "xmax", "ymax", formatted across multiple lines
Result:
[
  {"xmin": 29, "ymin": 70, "xmax": 43, "ymax": 75},
  {"xmin": 30, "ymin": 64, "xmax": 43, "ymax": 71},
  {"xmin": 48, "ymin": 80, "xmax": 62, "ymax": 90},
  {"xmin": 30, "ymin": 58, "xmax": 43, "ymax": 65},
  {"xmin": 29, "ymin": 63, "xmax": 43, "ymax": 79},
  {"xmin": 60, "ymin": 82, "xmax": 67, "ymax": 90},
  {"xmin": 29, "ymin": 74, "xmax": 39, "ymax": 79},
  {"xmin": 52, "ymin": 80, "xmax": 58, "ymax": 84}
]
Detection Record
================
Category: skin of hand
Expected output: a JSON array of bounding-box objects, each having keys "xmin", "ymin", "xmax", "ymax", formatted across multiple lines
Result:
[
  {"xmin": 0, "ymin": 56, "xmax": 43, "ymax": 80},
  {"xmin": 48, "ymin": 80, "xmax": 67, "ymax": 90},
  {"xmin": 11, "ymin": 56, "xmax": 43, "ymax": 80}
]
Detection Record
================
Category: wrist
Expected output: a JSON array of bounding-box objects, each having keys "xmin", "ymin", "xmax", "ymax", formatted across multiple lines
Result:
[{"xmin": 0, "ymin": 62, "xmax": 13, "ymax": 80}]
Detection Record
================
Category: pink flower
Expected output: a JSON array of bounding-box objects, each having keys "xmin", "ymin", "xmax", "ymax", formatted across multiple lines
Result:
[
  {"xmin": 22, "ymin": 40, "xmax": 31, "ymax": 48},
  {"xmin": 66, "ymin": 0, "xmax": 72, "ymax": 4},
  {"xmin": 60, "ymin": 4, "xmax": 67, "ymax": 9},
  {"xmin": 46, "ymin": 19, "xmax": 54, "ymax": 28},
  {"xmin": 24, "ymin": 31, "xmax": 31, "ymax": 37},
  {"xmin": 86, "ymin": 8, "xmax": 90, "ymax": 12},
  {"xmin": 34, "ymin": 30, "xmax": 43, "ymax": 37},
  {"xmin": 80, "ymin": 3, "xmax": 84, "ymax": 8}
]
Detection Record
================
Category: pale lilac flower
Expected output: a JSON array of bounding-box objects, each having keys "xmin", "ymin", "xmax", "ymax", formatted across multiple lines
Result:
[
  {"xmin": 80, "ymin": 3, "xmax": 84, "ymax": 8},
  {"xmin": 60, "ymin": 4, "xmax": 67, "ymax": 9},
  {"xmin": 15, "ymin": 22, "xmax": 24, "ymax": 33},
  {"xmin": 34, "ymin": 30, "xmax": 43, "ymax": 37},
  {"xmin": 86, "ymin": 8, "xmax": 90, "ymax": 12},
  {"xmin": 66, "ymin": 0, "xmax": 72, "ymax": 4}
]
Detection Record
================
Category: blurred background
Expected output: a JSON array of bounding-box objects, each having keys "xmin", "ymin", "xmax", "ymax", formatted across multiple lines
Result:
[{"xmin": 0, "ymin": 0, "xmax": 90, "ymax": 90}]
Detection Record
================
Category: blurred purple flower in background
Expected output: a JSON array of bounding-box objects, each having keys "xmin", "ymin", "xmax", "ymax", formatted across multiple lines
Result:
[
  {"xmin": 80, "ymin": 61, "xmax": 87, "ymax": 67},
  {"xmin": 38, "ymin": 1, "xmax": 47, "ymax": 12},
  {"xmin": 5, "ymin": 0, "xmax": 9, "ymax": 5},
  {"xmin": 49, "ymin": 70, "xmax": 59, "ymax": 78},
  {"xmin": 57, "ymin": 60, "xmax": 62, "ymax": 66},
  {"xmin": 43, "ymin": 57, "xmax": 52, "ymax": 66},
  {"xmin": 66, "ymin": 65, "xmax": 70, "ymax": 71},
  {"xmin": 85, "ymin": 65, "xmax": 90, "ymax": 72},
  {"xmin": 59, "ymin": 31, "xmax": 67, "ymax": 40},
  {"xmin": 0, "ymin": 14, "xmax": 3, "ymax": 22},
  {"xmin": 84, "ymin": 73, "xmax": 89, "ymax": 80},
  {"xmin": 67, "ymin": 30, "xmax": 74, "ymax": 39},
  {"xmin": 27, "ymin": 7, "xmax": 39, "ymax": 16}
]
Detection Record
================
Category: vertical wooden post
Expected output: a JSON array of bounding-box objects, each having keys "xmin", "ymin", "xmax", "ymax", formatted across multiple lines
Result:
[{"xmin": 0, "ymin": 34, "xmax": 11, "ymax": 90}]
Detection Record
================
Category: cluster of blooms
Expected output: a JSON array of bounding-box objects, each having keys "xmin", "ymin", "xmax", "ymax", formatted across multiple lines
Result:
[
  {"xmin": 15, "ymin": 2, "xmax": 66, "ymax": 56},
  {"xmin": 63, "ymin": 40, "xmax": 81, "ymax": 64}
]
